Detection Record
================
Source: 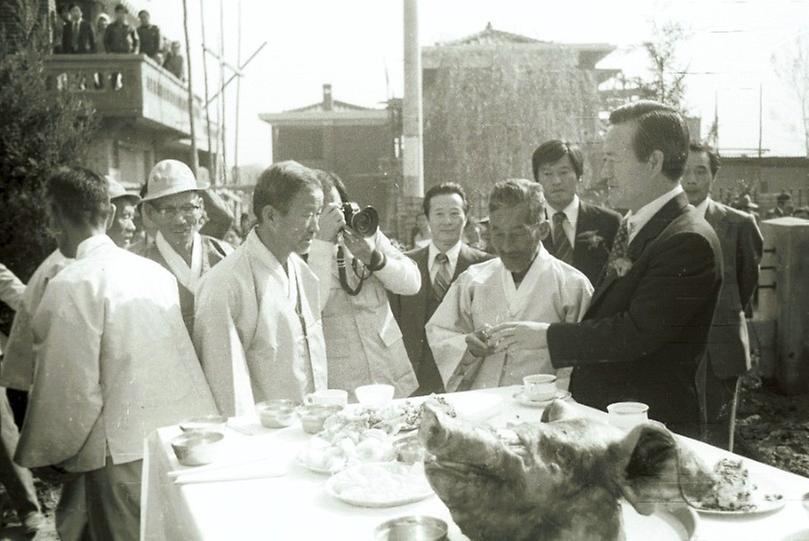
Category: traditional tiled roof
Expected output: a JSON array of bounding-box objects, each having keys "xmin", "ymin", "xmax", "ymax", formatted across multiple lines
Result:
[{"xmin": 438, "ymin": 22, "xmax": 551, "ymax": 47}]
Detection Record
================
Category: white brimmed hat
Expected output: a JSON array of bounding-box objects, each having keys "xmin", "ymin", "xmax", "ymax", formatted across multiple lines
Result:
[
  {"xmin": 142, "ymin": 160, "xmax": 203, "ymax": 202},
  {"xmin": 106, "ymin": 176, "xmax": 142, "ymax": 204}
]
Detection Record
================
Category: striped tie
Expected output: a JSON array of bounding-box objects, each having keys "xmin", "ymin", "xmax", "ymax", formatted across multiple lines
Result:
[
  {"xmin": 606, "ymin": 219, "xmax": 630, "ymax": 267},
  {"xmin": 432, "ymin": 252, "xmax": 451, "ymax": 301},
  {"xmin": 552, "ymin": 212, "xmax": 574, "ymax": 264}
]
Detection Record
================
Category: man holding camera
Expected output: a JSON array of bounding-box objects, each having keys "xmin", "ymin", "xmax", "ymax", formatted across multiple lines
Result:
[{"xmin": 307, "ymin": 171, "xmax": 420, "ymax": 400}]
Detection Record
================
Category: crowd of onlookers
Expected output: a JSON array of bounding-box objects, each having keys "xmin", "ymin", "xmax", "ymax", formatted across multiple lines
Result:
[{"xmin": 52, "ymin": 3, "xmax": 185, "ymax": 81}]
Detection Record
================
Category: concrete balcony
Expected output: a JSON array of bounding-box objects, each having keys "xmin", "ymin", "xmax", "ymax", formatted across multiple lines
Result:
[{"xmin": 44, "ymin": 53, "xmax": 216, "ymax": 151}]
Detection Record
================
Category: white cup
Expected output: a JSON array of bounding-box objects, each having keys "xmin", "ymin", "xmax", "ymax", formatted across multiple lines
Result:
[
  {"xmin": 304, "ymin": 389, "xmax": 348, "ymax": 407},
  {"xmin": 522, "ymin": 374, "xmax": 557, "ymax": 401},
  {"xmin": 354, "ymin": 384, "xmax": 395, "ymax": 407},
  {"xmin": 607, "ymin": 402, "xmax": 649, "ymax": 430}
]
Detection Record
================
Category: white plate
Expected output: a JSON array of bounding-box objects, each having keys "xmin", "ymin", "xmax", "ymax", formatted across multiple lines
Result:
[
  {"xmin": 295, "ymin": 451, "xmax": 340, "ymax": 475},
  {"xmin": 691, "ymin": 479, "xmax": 785, "ymax": 516},
  {"xmin": 326, "ymin": 462, "xmax": 434, "ymax": 508},
  {"xmin": 513, "ymin": 389, "xmax": 571, "ymax": 408}
]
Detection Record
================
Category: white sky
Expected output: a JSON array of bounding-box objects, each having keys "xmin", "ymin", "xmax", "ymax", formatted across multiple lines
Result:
[{"xmin": 144, "ymin": 0, "xmax": 809, "ymax": 169}]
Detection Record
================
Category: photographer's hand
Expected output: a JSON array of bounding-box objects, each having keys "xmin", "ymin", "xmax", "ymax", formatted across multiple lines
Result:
[
  {"xmin": 315, "ymin": 203, "xmax": 345, "ymax": 243},
  {"xmin": 342, "ymin": 228, "xmax": 375, "ymax": 266}
]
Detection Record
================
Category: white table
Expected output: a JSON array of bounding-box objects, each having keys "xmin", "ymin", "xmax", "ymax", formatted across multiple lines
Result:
[{"xmin": 141, "ymin": 387, "xmax": 809, "ymax": 540}]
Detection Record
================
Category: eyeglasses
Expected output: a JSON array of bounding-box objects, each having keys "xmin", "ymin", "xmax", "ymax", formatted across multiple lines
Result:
[{"xmin": 152, "ymin": 204, "xmax": 202, "ymax": 218}]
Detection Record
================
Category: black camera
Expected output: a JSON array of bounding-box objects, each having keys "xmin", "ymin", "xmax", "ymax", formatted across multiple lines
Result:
[{"xmin": 342, "ymin": 202, "xmax": 379, "ymax": 238}]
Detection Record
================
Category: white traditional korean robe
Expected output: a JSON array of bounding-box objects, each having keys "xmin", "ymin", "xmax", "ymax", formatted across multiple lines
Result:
[
  {"xmin": 1, "ymin": 249, "xmax": 72, "ymax": 390},
  {"xmin": 193, "ymin": 229, "xmax": 328, "ymax": 416},
  {"xmin": 15, "ymin": 235, "xmax": 217, "ymax": 471},
  {"xmin": 426, "ymin": 244, "xmax": 593, "ymax": 392}
]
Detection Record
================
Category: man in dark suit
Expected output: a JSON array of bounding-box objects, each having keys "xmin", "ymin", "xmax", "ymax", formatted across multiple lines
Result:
[
  {"xmin": 532, "ymin": 140, "xmax": 621, "ymax": 285},
  {"xmin": 61, "ymin": 3, "xmax": 96, "ymax": 54},
  {"xmin": 683, "ymin": 142, "xmax": 763, "ymax": 450},
  {"xmin": 491, "ymin": 101, "xmax": 723, "ymax": 437},
  {"xmin": 389, "ymin": 183, "xmax": 491, "ymax": 395}
]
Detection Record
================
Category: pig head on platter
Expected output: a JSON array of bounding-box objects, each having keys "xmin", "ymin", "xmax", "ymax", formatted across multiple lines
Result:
[{"xmin": 419, "ymin": 401, "xmax": 716, "ymax": 541}]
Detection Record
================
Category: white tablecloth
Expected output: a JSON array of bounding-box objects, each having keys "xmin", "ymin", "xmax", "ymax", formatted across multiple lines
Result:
[{"xmin": 141, "ymin": 387, "xmax": 809, "ymax": 540}]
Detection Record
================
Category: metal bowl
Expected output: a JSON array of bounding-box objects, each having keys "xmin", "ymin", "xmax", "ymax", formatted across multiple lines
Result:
[
  {"xmin": 374, "ymin": 516, "xmax": 448, "ymax": 541},
  {"xmin": 179, "ymin": 414, "xmax": 228, "ymax": 432},
  {"xmin": 297, "ymin": 404, "xmax": 343, "ymax": 434},
  {"xmin": 170, "ymin": 431, "xmax": 224, "ymax": 467},
  {"xmin": 256, "ymin": 399, "xmax": 297, "ymax": 428}
]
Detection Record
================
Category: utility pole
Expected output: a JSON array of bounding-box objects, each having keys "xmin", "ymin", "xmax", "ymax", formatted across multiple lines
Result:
[
  {"xmin": 758, "ymin": 83, "xmax": 764, "ymax": 158},
  {"xmin": 181, "ymin": 0, "xmax": 199, "ymax": 175},
  {"xmin": 233, "ymin": 0, "xmax": 242, "ymax": 184},
  {"xmin": 199, "ymin": 0, "xmax": 214, "ymax": 184},
  {"xmin": 402, "ymin": 0, "xmax": 423, "ymax": 199},
  {"xmin": 218, "ymin": 0, "xmax": 228, "ymax": 185}
]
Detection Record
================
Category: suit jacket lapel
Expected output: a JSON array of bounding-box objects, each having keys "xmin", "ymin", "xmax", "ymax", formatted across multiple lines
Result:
[
  {"xmin": 413, "ymin": 246, "xmax": 430, "ymax": 317},
  {"xmin": 572, "ymin": 201, "xmax": 593, "ymax": 264},
  {"xmin": 454, "ymin": 243, "xmax": 476, "ymax": 280},
  {"xmin": 627, "ymin": 192, "xmax": 689, "ymax": 261}
]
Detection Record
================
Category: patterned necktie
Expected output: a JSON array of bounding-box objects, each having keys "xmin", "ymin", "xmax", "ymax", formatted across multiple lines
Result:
[
  {"xmin": 606, "ymin": 219, "xmax": 630, "ymax": 268},
  {"xmin": 432, "ymin": 252, "xmax": 451, "ymax": 301},
  {"xmin": 552, "ymin": 212, "xmax": 574, "ymax": 264}
]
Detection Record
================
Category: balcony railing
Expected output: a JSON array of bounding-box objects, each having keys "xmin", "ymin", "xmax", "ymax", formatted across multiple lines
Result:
[{"xmin": 44, "ymin": 53, "xmax": 216, "ymax": 151}]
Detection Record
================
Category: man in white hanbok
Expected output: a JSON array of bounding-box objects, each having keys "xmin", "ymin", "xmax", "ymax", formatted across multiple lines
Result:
[
  {"xmin": 426, "ymin": 179, "xmax": 593, "ymax": 392},
  {"xmin": 194, "ymin": 161, "xmax": 328, "ymax": 416},
  {"xmin": 15, "ymin": 167, "xmax": 217, "ymax": 541}
]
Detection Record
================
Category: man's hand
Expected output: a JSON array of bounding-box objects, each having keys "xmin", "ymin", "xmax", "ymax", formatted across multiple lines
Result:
[
  {"xmin": 315, "ymin": 203, "xmax": 345, "ymax": 243},
  {"xmin": 489, "ymin": 321, "xmax": 550, "ymax": 352},
  {"xmin": 342, "ymin": 227, "xmax": 375, "ymax": 265},
  {"xmin": 466, "ymin": 326, "xmax": 496, "ymax": 358}
]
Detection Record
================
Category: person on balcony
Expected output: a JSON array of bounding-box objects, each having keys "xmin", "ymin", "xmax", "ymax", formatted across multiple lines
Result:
[
  {"xmin": 163, "ymin": 40, "xmax": 186, "ymax": 81},
  {"xmin": 134, "ymin": 160, "xmax": 233, "ymax": 334},
  {"xmin": 95, "ymin": 13, "xmax": 110, "ymax": 53},
  {"xmin": 136, "ymin": 10, "xmax": 161, "ymax": 60},
  {"xmin": 62, "ymin": 3, "xmax": 96, "ymax": 54},
  {"xmin": 104, "ymin": 4, "xmax": 139, "ymax": 54}
]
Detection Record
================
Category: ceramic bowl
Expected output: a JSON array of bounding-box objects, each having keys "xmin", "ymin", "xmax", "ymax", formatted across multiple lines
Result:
[
  {"xmin": 374, "ymin": 515, "xmax": 448, "ymax": 541},
  {"xmin": 355, "ymin": 384, "xmax": 395, "ymax": 407},
  {"xmin": 297, "ymin": 404, "xmax": 343, "ymax": 434},
  {"xmin": 179, "ymin": 414, "xmax": 228, "ymax": 433}
]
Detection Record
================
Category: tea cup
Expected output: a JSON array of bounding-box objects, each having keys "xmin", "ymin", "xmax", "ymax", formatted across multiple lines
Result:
[
  {"xmin": 607, "ymin": 402, "xmax": 649, "ymax": 430},
  {"xmin": 523, "ymin": 374, "xmax": 557, "ymax": 401}
]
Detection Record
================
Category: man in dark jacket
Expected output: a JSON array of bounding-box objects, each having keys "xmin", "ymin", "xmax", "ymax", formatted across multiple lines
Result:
[
  {"xmin": 491, "ymin": 101, "xmax": 723, "ymax": 438},
  {"xmin": 61, "ymin": 3, "xmax": 96, "ymax": 54},
  {"xmin": 137, "ymin": 9, "xmax": 161, "ymax": 59},
  {"xmin": 532, "ymin": 139, "xmax": 621, "ymax": 285}
]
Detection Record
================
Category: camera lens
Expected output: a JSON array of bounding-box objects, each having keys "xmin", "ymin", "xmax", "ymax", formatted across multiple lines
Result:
[{"xmin": 353, "ymin": 207, "xmax": 379, "ymax": 237}]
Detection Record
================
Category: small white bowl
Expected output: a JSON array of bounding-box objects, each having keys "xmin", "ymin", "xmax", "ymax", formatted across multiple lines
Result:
[
  {"xmin": 171, "ymin": 431, "xmax": 224, "ymax": 467},
  {"xmin": 607, "ymin": 401, "xmax": 649, "ymax": 430},
  {"xmin": 355, "ymin": 384, "xmax": 395, "ymax": 407},
  {"xmin": 256, "ymin": 399, "xmax": 297, "ymax": 428}
]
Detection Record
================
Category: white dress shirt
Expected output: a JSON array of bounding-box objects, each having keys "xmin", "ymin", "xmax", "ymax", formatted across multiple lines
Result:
[
  {"xmin": 626, "ymin": 185, "xmax": 684, "ymax": 244},
  {"xmin": 545, "ymin": 195, "xmax": 580, "ymax": 248},
  {"xmin": 428, "ymin": 240, "xmax": 463, "ymax": 283},
  {"xmin": 693, "ymin": 196, "xmax": 710, "ymax": 218}
]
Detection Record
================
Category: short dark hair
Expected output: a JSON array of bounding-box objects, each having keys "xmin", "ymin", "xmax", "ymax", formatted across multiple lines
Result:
[
  {"xmin": 253, "ymin": 161, "xmax": 321, "ymax": 221},
  {"xmin": 688, "ymin": 142, "xmax": 720, "ymax": 178},
  {"xmin": 114, "ymin": 4, "xmax": 127, "ymax": 13},
  {"xmin": 138, "ymin": 9, "xmax": 149, "ymax": 17},
  {"xmin": 67, "ymin": 3, "xmax": 79, "ymax": 10},
  {"xmin": 609, "ymin": 100, "xmax": 690, "ymax": 181},
  {"xmin": 488, "ymin": 179, "xmax": 545, "ymax": 225},
  {"xmin": 423, "ymin": 182, "xmax": 469, "ymax": 216},
  {"xmin": 313, "ymin": 169, "xmax": 348, "ymax": 205},
  {"xmin": 531, "ymin": 140, "xmax": 584, "ymax": 181},
  {"xmin": 47, "ymin": 167, "xmax": 111, "ymax": 227}
]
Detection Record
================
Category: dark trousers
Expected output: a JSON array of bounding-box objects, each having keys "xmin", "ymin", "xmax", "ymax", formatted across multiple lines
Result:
[
  {"xmin": 0, "ymin": 388, "xmax": 39, "ymax": 518},
  {"xmin": 85, "ymin": 459, "xmax": 142, "ymax": 541},
  {"xmin": 696, "ymin": 353, "xmax": 741, "ymax": 451}
]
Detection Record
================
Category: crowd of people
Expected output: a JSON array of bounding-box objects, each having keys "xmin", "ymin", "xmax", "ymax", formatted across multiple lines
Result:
[
  {"xmin": 0, "ymin": 100, "xmax": 765, "ymax": 538},
  {"xmin": 53, "ymin": 3, "xmax": 185, "ymax": 81}
]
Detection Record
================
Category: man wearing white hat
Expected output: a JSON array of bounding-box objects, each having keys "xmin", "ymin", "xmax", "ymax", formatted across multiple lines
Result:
[
  {"xmin": 106, "ymin": 177, "xmax": 141, "ymax": 249},
  {"xmin": 135, "ymin": 159, "xmax": 232, "ymax": 333}
]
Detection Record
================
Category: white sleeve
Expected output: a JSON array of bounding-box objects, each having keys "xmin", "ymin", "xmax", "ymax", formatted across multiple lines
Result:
[{"xmin": 372, "ymin": 231, "xmax": 421, "ymax": 295}]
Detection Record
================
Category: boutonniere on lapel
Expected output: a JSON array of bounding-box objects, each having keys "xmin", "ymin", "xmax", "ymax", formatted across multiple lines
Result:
[
  {"xmin": 609, "ymin": 257, "xmax": 633, "ymax": 278},
  {"xmin": 576, "ymin": 230, "xmax": 606, "ymax": 250}
]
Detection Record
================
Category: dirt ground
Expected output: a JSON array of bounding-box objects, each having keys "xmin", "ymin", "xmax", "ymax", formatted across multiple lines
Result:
[{"xmin": 1, "ymin": 376, "xmax": 807, "ymax": 539}]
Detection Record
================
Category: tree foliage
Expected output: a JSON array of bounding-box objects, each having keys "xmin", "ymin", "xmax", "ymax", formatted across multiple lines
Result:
[
  {"xmin": 634, "ymin": 22, "xmax": 690, "ymax": 109},
  {"xmin": 772, "ymin": 34, "xmax": 809, "ymax": 157},
  {"xmin": 0, "ymin": 0, "xmax": 97, "ymax": 328}
]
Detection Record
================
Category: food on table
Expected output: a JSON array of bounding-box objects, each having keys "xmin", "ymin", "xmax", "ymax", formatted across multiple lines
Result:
[
  {"xmin": 698, "ymin": 458, "xmax": 758, "ymax": 511},
  {"xmin": 328, "ymin": 462, "xmax": 432, "ymax": 507},
  {"xmin": 418, "ymin": 400, "xmax": 716, "ymax": 541},
  {"xmin": 297, "ymin": 404, "xmax": 343, "ymax": 434}
]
